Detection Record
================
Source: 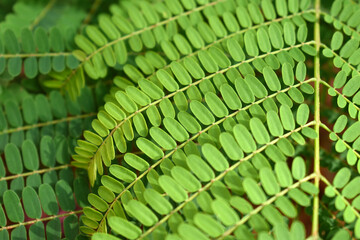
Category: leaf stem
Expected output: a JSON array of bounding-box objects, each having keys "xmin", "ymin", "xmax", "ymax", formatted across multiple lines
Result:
[
  {"xmin": 95, "ymin": 79, "xmax": 316, "ymax": 233},
  {"xmin": 0, "ymin": 52, "xmax": 72, "ymax": 59},
  {"xmin": 319, "ymin": 174, "xmax": 360, "ymax": 219},
  {"xmin": 320, "ymin": 122, "xmax": 360, "ymax": 160},
  {"xmin": 29, "ymin": 0, "xmax": 57, "ymax": 30},
  {"xmin": 312, "ymin": 0, "xmax": 321, "ymax": 237},
  {"xmin": 0, "ymin": 210, "xmax": 83, "ymax": 231},
  {"xmin": 0, "ymin": 112, "xmax": 96, "ymax": 136},
  {"xmin": 88, "ymin": 41, "xmax": 315, "ymax": 186},
  {"xmin": 0, "ymin": 164, "xmax": 71, "ymax": 182},
  {"xmin": 63, "ymin": 0, "xmax": 225, "ymax": 88},
  {"xmin": 219, "ymin": 173, "xmax": 317, "ymax": 239},
  {"xmin": 137, "ymin": 121, "xmax": 317, "ymax": 239}
]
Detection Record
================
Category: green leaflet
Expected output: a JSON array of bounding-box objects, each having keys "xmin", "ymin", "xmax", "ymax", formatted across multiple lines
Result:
[
  {"xmin": 288, "ymin": 188, "xmax": 311, "ymax": 207},
  {"xmin": 263, "ymin": 66, "xmax": 281, "ymax": 91},
  {"xmin": 244, "ymin": 177, "xmax": 267, "ymax": 204},
  {"xmin": 171, "ymin": 61, "xmax": 192, "ymax": 85},
  {"xmin": 209, "ymin": 46, "xmax": 231, "ymax": 68},
  {"xmin": 156, "ymin": 69, "xmax": 179, "ymax": 92},
  {"xmin": 284, "ymin": 22, "xmax": 296, "ymax": 46},
  {"xmin": 171, "ymin": 166, "xmax": 201, "ymax": 192},
  {"xmin": 292, "ymin": 157, "xmax": 306, "ymax": 180},
  {"xmin": 275, "ymin": 0, "xmax": 288, "ymax": 16},
  {"xmin": 126, "ymin": 86, "xmax": 151, "ymax": 107},
  {"xmin": 5, "ymin": 100, "xmax": 23, "ymax": 127},
  {"xmin": 163, "ymin": 117, "xmax": 189, "ymax": 142},
  {"xmin": 261, "ymin": 0, "xmax": 276, "ymax": 20},
  {"xmin": 260, "ymin": 167, "xmax": 280, "ymax": 195},
  {"xmin": 190, "ymin": 100, "xmax": 215, "ymax": 125},
  {"xmin": 202, "ymin": 143, "xmax": 229, "ymax": 171},
  {"xmin": 115, "ymin": 91, "xmax": 138, "ymax": 113},
  {"xmin": 108, "ymin": 217, "xmax": 142, "ymax": 239},
  {"xmin": 343, "ymin": 121, "xmax": 360, "ymax": 142},
  {"xmin": 126, "ymin": 200, "xmax": 158, "ymax": 226},
  {"xmin": 194, "ymin": 213, "xmax": 225, "ymax": 237},
  {"xmin": 186, "ymin": 154, "xmax": 215, "ymax": 182},
  {"xmin": 56, "ymin": 180, "xmax": 75, "ymax": 211},
  {"xmin": 340, "ymin": 39, "xmax": 359, "ymax": 59},
  {"xmin": 333, "ymin": 70, "xmax": 347, "ymax": 89},
  {"xmin": 198, "ymin": 50, "xmax": 218, "ymax": 73},
  {"xmin": 184, "ymin": 57, "xmax": 205, "ymax": 79},
  {"xmin": 101, "ymin": 175, "xmax": 124, "ymax": 193},
  {"xmin": 186, "ymin": 27, "xmax": 204, "ymax": 49},
  {"xmin": 296, "ymin": 104, "xmax": 309, "ymax": 126},
  {"xmin": 250, "ymin": 118, "xmax": 270, "ymax": 144},
  {"xmin": 269, "ymin": 23, "xmax": 284, "ymax": 49},
  {"xmin": 280, "ymin": 105, "xmax": 295, "ymax": 130},
  {"xmin": 4, "ymin": 143, "xmax": 23, "ymax": 174},
  {"xmin": 235, "ymin": 77, "xmax": 255, "ymax": 103},
  {"xmin": 139, "ymin": 79, "xmax": 165, "ymax": 100},
  {"xmin": 205, "ymin": 92, "xmax": 229, "ymax": 117},
  {"xmin": 144, "ymin": 188, "xmax": 173, "ymax": 215},
  {"xmin": 136, "ymin": 137, "xmax": 164, "ymax": 160},
  {"xmin": 234, "ymin": 124, "xmax": 257, "ymax": 153},
  {"xmin": 211, "ymin": 198, "xmax": 239, "ymax": 226},
  {"xmin": 244, "ymin": 30, "xmax": 259, "ymax": 56},
  {"xmin": 178, "ymin": 223, "xmax": 208, "ymax": 240},
  {"xmin": 88, "ymin": 193, "xmax": 108, "ymax": 212},
  {"xmin": 227, "ymin": 38, "xmax": 245, "ymax": 61},
  {"xmin": 331, "ymin": 31, "xmax": 343, "ymax": 50},
  {"xmin": 245, "ymin": 75, "xmax": 268, "ymax": 98},
  {"xmin": 105, "ymin": 102, "xmax": 125, "ymax": 121},
  {"xmin": 110, "ymin": 165, "xmax": 136, "ymax": 183},
  {"xmin": 3, "ymin": 190, "xmax": 24, "ymax": 223},
  {"xmin": 343, "ymin": 76, "xmax": 360, "ymax": 97},
  {"xmin": 177, "ymin": 111, "xmax": 201, "ymax": 134},
  {"xmin": 275, "ymin": 196, "xmax": 297, "ymax": 218},
  {"xmin": 220, "ymin": 83, "xmax": 242, "ymax": 110},
  {"xmin": 275, "ymin": 162, "xmax": 293, "ymax": 187},
  {"xmin": 219, "ymin": 132, "xmax": 244, "ymax": 160},
  {"xmin": 39, "ymin": 183, "xmax": 59, "ymax": 215},
  {"xmin": 150, "ymin": 127, "xmax": 177, "ymax": 150},
  {"xmin": 158, "ymin": 175, "xmax": 188, "ymax": 203},
  {"xmin": 257, "ymin": 27, "xmax": 271, "ymax": 53},
  {"xmin": 342, "ymin": 177, "xmax": 360, "ymax": 199},
  {"xmin": 267, "ymin": 110, "xmax": 284, "ymax": 137}
]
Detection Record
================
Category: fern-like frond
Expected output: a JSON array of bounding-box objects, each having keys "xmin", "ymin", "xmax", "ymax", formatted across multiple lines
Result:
[
  {"xmin": 16, "ymin": 0, "xmax": 358, "ymax": 239},
  {"xmin": 0, "ymin": 85, "xmax": 109, "ymax": 239},
  {"xmin": 0, "ymin": 27, "xmax": 79, "ymax": 80},
  {"xmin": 67, "ymin": 1, "xmax": 327, "ymax": 238}
]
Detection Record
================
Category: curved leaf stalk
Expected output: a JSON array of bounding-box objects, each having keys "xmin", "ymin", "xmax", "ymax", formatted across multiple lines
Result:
[
  {"xmin": 88, "ymin": 41, "xmax": 316, "ymax": 181},
  {"xmin": 63, "ymin": 0, "xmax": 225, "ymax": 88},
  {"xmin": 320, "ymin": 123, "xmax": 360, "ymax": 159},
  {"xmin": 95, "ymin": 75, "xmax": 316, "ymax": 232},
  {"xmin": 0, "ymin": 112, "xmax": 96, "ymax": 136},
  {"xmin": 29, "ymin": 0, "xmax": 57, "ymax": 30},
  {"xmin": 138, "ymin": 121, "xmax": 316, "ymax": 239},
  {"xmin": 0, "ymin": 164, "xmax": 71, "ymax": 182},
  {"xmin": 147, "ymin": 9, "xmax": 316, "ymax": 79},
  {"xmin": 95, "ymin": 78, "xmax": 316, "ymax": 232},
  {"xmin": 320, "ymin": 175, "xmax": 360, "ymax": 219},
  {"xmin": 219, "ymin": 173, "xmax": 317, "ymax": 239},
  {"xmin": 320, "ymin": 43, "xmax": 360, "ymax": 75},
  {"xmin": 0, "ymin": 210, "xmax": 83, "ymax": 231},
  {"xmin": 0, "ymin": 52, "xmax": 73, "ymax": 58}
]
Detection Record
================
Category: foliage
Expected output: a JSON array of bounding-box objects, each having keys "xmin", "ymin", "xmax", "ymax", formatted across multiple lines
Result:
[{"xmin": 1, "ymin": 0, "xmax": 360, "ymax": 239}]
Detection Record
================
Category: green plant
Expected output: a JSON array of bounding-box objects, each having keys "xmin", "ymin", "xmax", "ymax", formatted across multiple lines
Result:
[{"xmin": 1, "ymin": 0, "xmax": 360, "ymax": 239}]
